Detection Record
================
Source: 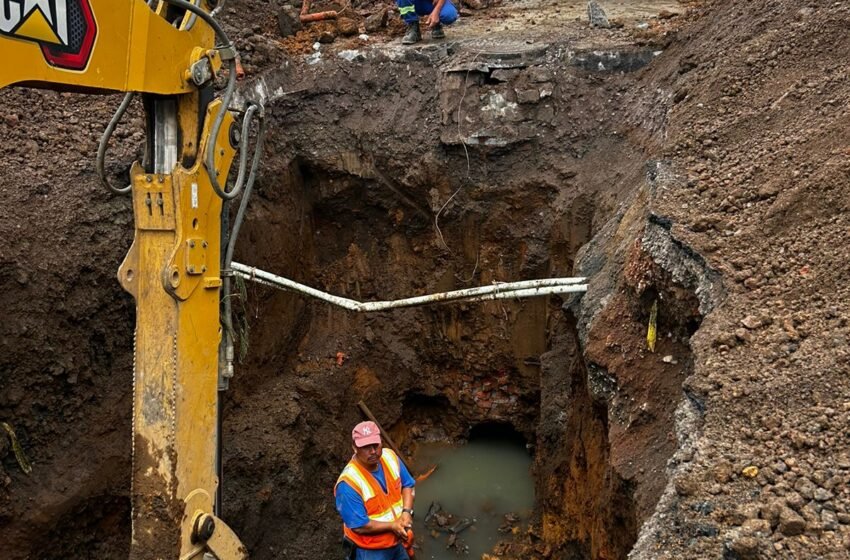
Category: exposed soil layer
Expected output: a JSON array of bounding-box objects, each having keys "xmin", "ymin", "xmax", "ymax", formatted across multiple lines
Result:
[{"xmin": 2, "ymin": 0, "xmax": 850, "ymax": 559}]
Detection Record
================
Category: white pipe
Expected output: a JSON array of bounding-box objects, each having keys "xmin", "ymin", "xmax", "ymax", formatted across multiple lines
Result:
[{"xmin": 230, "ymin": 262, "xmax": 587, "ymax": 312}]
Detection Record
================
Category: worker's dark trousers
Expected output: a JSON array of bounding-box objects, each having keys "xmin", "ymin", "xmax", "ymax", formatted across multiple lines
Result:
[{"xmin": 396, "ymin": 0, "xmax": 459, "ymax": 25}]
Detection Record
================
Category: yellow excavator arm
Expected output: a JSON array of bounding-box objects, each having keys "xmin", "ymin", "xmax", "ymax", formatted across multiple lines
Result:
[
  {"xmin": 1, "ymin": 1, "xmax": 261, "ymax": 558},
  {"xmin": 1, "ymin": 0, "xmax": 216, "ymax": 93}
]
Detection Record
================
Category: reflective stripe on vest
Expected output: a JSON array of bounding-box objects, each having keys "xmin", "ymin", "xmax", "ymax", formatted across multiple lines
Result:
[{"xmin": 335, "ymin": 448, "xmax": 404, "ymax": 549}]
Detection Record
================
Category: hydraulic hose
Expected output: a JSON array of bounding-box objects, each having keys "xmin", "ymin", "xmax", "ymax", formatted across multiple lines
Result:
[
  {"xmin": 224, "ymin": 103, "xmax": 265, "ymax": 267},
  {"xmin": 96, "ymin": 92, "xmax": 135, "ymax": 195},
  {"xmin": 160, "ymin": 0, "xmax": 259, "ymax": 201},
  {"xmin": 220, "ymin": 102, "xmax": 265, "ymax": 386}
]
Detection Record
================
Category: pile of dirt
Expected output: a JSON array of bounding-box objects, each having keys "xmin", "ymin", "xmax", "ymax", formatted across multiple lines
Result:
[{"xmin": 621, "ymin": 1, "xmax": 850, "ymax": 557}]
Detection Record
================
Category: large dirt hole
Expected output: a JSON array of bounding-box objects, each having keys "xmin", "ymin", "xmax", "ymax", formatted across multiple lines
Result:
[
  {"xmin": 212, "ymin": 50, "xmax": 704, "ymax": 560},
  {"xmin": 0, "ymin": 38, "xmax": 707, "ymax": 560}
]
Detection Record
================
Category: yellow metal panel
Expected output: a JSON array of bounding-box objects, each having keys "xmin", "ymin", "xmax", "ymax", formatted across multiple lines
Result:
[
  {"xmin": 118, "ymin": 99, "xmax": 240, "ymax": 559},
  {"xmin": 119, "ymin": 168, "xmax": 184, "ymax": 555},
  {"xmin": 0, "ymin": 0, "xmax": 214, "ymax": 94}
]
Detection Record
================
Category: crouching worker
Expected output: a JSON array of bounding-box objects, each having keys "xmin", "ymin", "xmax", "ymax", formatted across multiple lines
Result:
[
  {"xmin": 335, "ymin": 421, "xmax": 417, "ymax": 559},
  {"xmin": 397, "ymin": 0, "xmax": 459, "ymax": 44}
]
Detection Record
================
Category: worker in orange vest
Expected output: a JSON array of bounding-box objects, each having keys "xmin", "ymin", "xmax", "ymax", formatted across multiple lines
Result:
[{"xmin": 335, "ymin": 421, "xmax": 416, "ymax": 559}]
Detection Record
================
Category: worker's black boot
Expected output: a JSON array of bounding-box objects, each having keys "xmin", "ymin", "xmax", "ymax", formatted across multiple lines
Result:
[
  {"xmin": 430, "ymin": 24, "xmax": 446, "ymax": 40},
  {"xmin": 402, "ymin": 23, "xmax": 421, "ymax": 44}
]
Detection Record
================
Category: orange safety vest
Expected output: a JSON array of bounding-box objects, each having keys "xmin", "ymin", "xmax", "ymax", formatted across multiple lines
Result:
[{"xmin": 335, "ymin": 448, "xmax": 405, "ymax": 550}]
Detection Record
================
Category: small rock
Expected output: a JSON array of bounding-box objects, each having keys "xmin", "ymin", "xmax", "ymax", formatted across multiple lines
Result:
[
  {"xmin": 741, "ymin": 518, "xmax": 772, "ymax": 536},
  {"xmin": 491, "ymin": 69, "xmax": 520, "ymax": 82},
  {"xmin": 338, "ymin": 50, "xmax": 365, "ymax": 62},
  {"xmin": 761, "ymin": 500, "xmax": 783, "ymax": 528},
  {"xmin": 526, "ymin": 66, "xmax": 553, "ymax": 83},
  {"xmin": 735, "ymin": 328, "xmax": 752, "ymax": 343},
  {"xmin": 813, "ymin": 488, "xmax": 833, "ymax": 502},
  {"xmin": 837, "ymin": 513, "xmax": 850, "ymax": 525},
  {"xmin": 337, "ymin": 17, "xmax": 358, "ymax": 36},
  {"xmin": 14, "ymin": 269, "xmax": 28, "ymax": 285},
  {"xmin": 318, "ymin": 31, "xmax": 337, "ymax": 43},
  {"xmin": 364, "ymin": 9, "xmax": 388, "ymax": 32},
  {"xmin": 778, "ymin": 507, "xmax": 806, "ymax": 536},
  {"xmin": 674, "ymin": 473, "xmax": 700, "ymax": 496},
  {"xmin": 728, "ymin": 503, "xmax": 759, "ymax": 525},
  {"xmin": 785, "ymin": 491, "xmax": 804, "ymax": 511},
  {"xmin": 729, "ymin": 535, "xmax": 762, "ymax": 560},
  {"xmin": 793, "ymin": 477, "xmax": 815, "ymax": 500},
  {"xmin": 662, "ymin": 355, "xmax": 677, "ymax": 364},
  {"xmin": 516, "ymin": 89, "xmax": 540, "ymax": 104},
  {"xmin": 713, "ymin": 462, "xmax": 734, "ymax": 483},
  {"xmin": 741, "ymin": 315, "xmax": 762, "ymax": 330},
  {"xmin": 694, "ymin": 524, "xmax": 718, "ymax": 537},
  {"xmin": 742, "ymin": 466, "xmax": 759, "ymax": 478},
  {"xmin": 822, "ymin": 509, "xmax": 838, "ymax": 531},
  {"xmin": 713, "ymin": 332, "xmax": 738, "ymax": 348},
  {"xmin": 277, "ymin": 8, "xmax": 302, "ymax": 37},
  {"xmin": 587, "ymin": 0, "xmax": 610, "ymax": 28}
]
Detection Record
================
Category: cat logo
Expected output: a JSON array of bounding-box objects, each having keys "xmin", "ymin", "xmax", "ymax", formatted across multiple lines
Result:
[{"xmin": 0, "ymin": 0, "xmax": 97, "ymax": 71}]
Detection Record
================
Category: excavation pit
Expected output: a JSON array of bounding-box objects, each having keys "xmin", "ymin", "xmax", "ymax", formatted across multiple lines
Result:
[
  {"xmin": 0, "ymin": 2, "xmax": 714, "ymax": 559},
  {"xmin": 220, "ymin": 14, "xmax": 718, "ymax": 554}
]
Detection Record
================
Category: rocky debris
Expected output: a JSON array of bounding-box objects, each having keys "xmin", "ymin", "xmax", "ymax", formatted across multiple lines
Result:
[
  {"xmin": 586, "ymin": 0, "xmax": 610, "ymax": 28},
  {"xmin": 461, "ymin": 0, "xmax": 490, "ymax": 9},
  {"xmin": 338, "ymin": 49, "xmax": 366, "ymax": 62},
  {"xmin": 778, "ymin": 507, "xmax": 806, "ymax": 536},
  {"xmin": 318, "ymin": 30, "xmax": 336, "ymax": 44},
  {"xmin": 515, "ymin": 88, "xmax": 540, "ymax": 104},
  {"xmin": 277, "ymin": 7, "xmax": 302, "ymax": 38},
  {"xmin": 727, "ymin": 535, "xmax": 762, "ymax": 560},
  {"xmin": 497, "ymin": 512, "xmax": 521, "ymax": 534},
  {"xmin": 337, "ymin": 17, "xmax": 359, "ymax": 37},
  {"xmin": 423, "ymin": 501, "xmax": 475, "ymax": 552},
  {"xmin": 364, "ymin": 9, "xmax": 387, "ymax": 33}
]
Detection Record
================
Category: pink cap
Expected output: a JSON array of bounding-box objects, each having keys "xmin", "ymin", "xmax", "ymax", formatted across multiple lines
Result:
[{"xmin": 352, "ymin": 421, "xmax": 382, "ymax": 447}]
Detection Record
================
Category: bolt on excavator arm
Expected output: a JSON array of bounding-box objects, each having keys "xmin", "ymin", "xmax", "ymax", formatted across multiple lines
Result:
[{"xmin": 1, "ymin": 1, "xmax": 255, "ymax": 558}]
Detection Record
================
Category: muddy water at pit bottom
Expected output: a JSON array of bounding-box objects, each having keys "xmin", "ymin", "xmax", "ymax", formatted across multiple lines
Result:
[{"xmin": 411, "ymin": 440, "xmax": 534, "ymax": 560}]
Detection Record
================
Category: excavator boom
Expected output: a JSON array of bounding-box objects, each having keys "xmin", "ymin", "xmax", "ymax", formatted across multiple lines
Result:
[{"xmin": 1, "ymin": 1, "xmax": 256, "ymax": 558}]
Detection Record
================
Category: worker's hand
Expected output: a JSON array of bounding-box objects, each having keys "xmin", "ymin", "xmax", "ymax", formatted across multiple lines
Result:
[
  {"xmin": 391, "ymin": 518, "xmax": 411, "ymax": 539},
  {"xmin": 401, "ymin": 511, "xmax": 413, "ymax": 526},
  {"xmin": 426, "ymin": 9, "xmax": 441, "ymax": 28}
]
